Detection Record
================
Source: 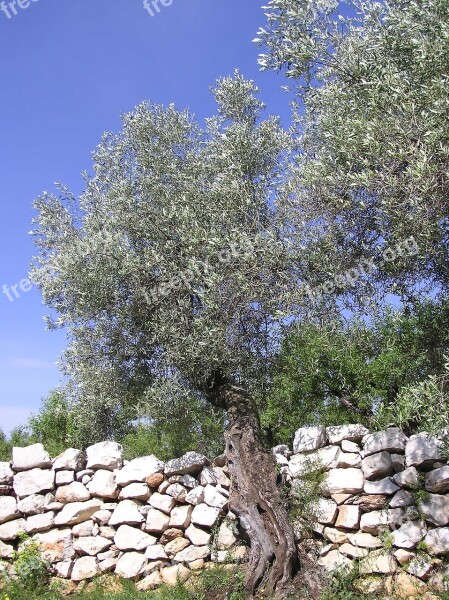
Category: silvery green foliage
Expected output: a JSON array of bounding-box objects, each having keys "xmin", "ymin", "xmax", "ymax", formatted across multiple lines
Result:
[
  {"xmin": 31, "ymin": 72, "xmax": 295, "ymax": 426},
  {"xmin": 258, "ymin": 0, "xmax": 449, "ymax": 299}
]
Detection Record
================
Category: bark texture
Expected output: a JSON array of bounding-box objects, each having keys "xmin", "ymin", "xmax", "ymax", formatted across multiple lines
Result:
[{"xmin": 206, "ymin": 375, "xmax": 298, "ymax": 596}]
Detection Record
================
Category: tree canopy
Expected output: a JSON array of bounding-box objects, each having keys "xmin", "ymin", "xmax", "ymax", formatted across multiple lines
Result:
[
  {"xmin": 257, "ymin": 0, "xmax": 449, "ymax": 303},
  {"xmin": 31, "ymin": 72, "xmax": 297, "ymax": 435}
]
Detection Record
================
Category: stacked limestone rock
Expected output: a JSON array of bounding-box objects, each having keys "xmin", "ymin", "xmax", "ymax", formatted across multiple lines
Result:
[
  {"xmin": 277, "ymin": 425, "xmax": 449, "ymax": 595},
  {"xmin": 0, "ymin": 442, "xmax": 244, "ymax": 590}
]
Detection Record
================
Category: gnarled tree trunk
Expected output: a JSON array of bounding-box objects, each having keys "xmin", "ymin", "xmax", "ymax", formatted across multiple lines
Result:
[{"xmin": 206, "ymin": 377, "xmax": 298, "ymax": 597}]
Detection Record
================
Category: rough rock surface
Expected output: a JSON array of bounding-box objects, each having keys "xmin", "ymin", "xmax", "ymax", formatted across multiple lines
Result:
[
  {"xmin": 405, "ymin": 433, "xmax": 444, "ymax": 469},
  {"xmin": 12, "ymin": 444, "xmax": 52, "ymax": 472},
  {"xmin": 293, "ymin": 426, "xmax": 327, "ymax": 453},
  {"xmin": 165, "ymin": 452, "xmax": 209, "ymax": 477},
  {"xmin": 86, "ymin": 442, "xmax": 124, "ymax": 471},
  {"xmin": 13, "ymin": 469, "xmax": 55, "ymax": 497}
]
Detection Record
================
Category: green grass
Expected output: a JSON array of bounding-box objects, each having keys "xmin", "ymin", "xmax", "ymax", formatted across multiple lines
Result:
[{"xmin": 0, "ymin": 565, "xmax": 247, "ymax": 600}]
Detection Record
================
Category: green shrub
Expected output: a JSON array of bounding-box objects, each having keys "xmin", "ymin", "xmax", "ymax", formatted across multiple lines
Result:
[
  {"xmin": 319, "ymin": 568, "xmax": 370, "ymax": 600},
  {"xmin": 3, "ymin": 535, "xmax": 50, "ymax": 591},
  {"xmin": 289, "ymin": 460, "xmax": 326, "ymax": 527}
]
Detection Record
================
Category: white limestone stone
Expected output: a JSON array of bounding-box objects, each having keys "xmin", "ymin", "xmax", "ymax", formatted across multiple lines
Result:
[
  {"xmin": 418, "ymin": 493, "xmax": 449, "ymax": 526},
  {"xmin": 336, "ymin": 452, "xmax": 361, "ymax": 468},
  {"xmin": 87, "ymin": 470, "xmax": 118, "ymax": 499},
  {"xmin": 341, "ymin": 440, "xmax": 360, "ymax": 453},
  {"xmin": 149, "ymin": 492, "xmax": 176, "ymax": 515},
  {"xmin": 326, "ymin": 424, "xmax": 369, "ymax": 444},
  {"xmin": 56, "ymin": 481, "xmax": 90, "ymax": 503},
  {"xmin": 185, "ymin": 524, "xmax": 212, "ymax": 546},
  {"xmin": 339, "ymin": 543, "xmax": 369, "ymax": 559},
  {"xmin": 199, "ymin": 467, "xmax": 218, "ymax": 486},
  {"xmin": 0, "ymin": 463, "xmax": 13, "ymax": 485},
  {"xmin": 12, "ymin": 444, "xmax": 52, "ymax": 472},
  {"xmin": 361, "ymin": 451, "xmax": 394, "ymax": 480},
  {"xmin": 203, "ymin": 484, "xmax": 228, "ymax": 509},
  {"xmin": 0, "ymin": 518, "xmax": 26, "ymax": 540},
  {"xmin": 335, "ymin": 505, "xmax": 360, "ymax": 530},
  {"xmin": 169, "ymin": 474, "xmax": 198, "ymax": 489},
  {"xmin": 0, "ymin": 539, "xmax": 14, "ymax": 558},
  {"xmin": 55, "ymin": 470, "xmax": 75, "ymax": 486},
  {"xmin": 318, "ymin": 549, "xmax": 352, "ymax": 572},
  {"xmin": 137, "ymin": 571, "xmax": 163, "ymax": 590},
  {"xmin": 217, "ymin": 521, "xmax": 237, "ymax": 549},
  {"xmin": 364, "ymin": 477, "xmax": 399, "ymax": 495},
  {"xmin": 191, "ymin": 503, "xmax": 220, "ymax": 528},
  {"xmin": 145, "ymin": 544, "xmax": 168, "ymax": 561},
  {"xmin": 166, "ymin": 483, "xmax": 188, "ymax": 502},
  {"xmin": 324, "ymin": 469, "xmax": 364, "ymax": 495},
  {"xmin": 425, "ymin": 465, "xmax": 449, "ymax": 493},
  {"xmin": 34, "ymin": 528, "xmax": 75, "ymax": 562},
  {"xmin": 424, "ymin": 527, "xmax": 449, "ymax": 555},
  {"xmin": 313, "ymin": 498, "xmax": 338, "ymax": 525},
  {"xmin": 359, "ymin": 549, "xmax": 397, "ymax": 574},
  {"xmin": 322, "ymin": 530, "xmax": 348, "ymax": 546},
  {"xmin": 173, "ymin": 545, "xmax": 210, "ymax": 564},
  {"xmin": 72, "ymin": 520, "xmax": 95, "ymax": 537},
  {"xmin": 390, "ymin": 490, "xmax": 414, "ymax": 508},
  {"xmin": 293, "ymin": 426, "xmax": 327, "ymax": 453},
  {"xmin": 169, "ymin": 504, "xmax": 193, "ymax": 529},
  {"xmin": 71, "ymin": 556, "xmax": 100, "ymax": 581},
  {"xmin": 52, "ymin": 449, "xmax": 86, "ymax": 472},
  {"xmin": 392, "ymin": 520, "xmax": 427, "ymax": 549},
  {"xmin": 119, "ymin": 482, "xmax": 151, "ymax": 501},
  {"xmin": 145, "ymin": 508, "xmax": 170, "ymax": 534},
  {"xmin": 165, "ymin": 537, "xmax": 190, "ymax": 557},
  {"xmin": 86, "ymin": 441, "xmax": 123, "ymax": 471},
  {"xmin": 73, "ymin": 536, "xmax": 112, "ymax": 556},
  {"xmin": 54, "ymin": 499, "xmax": 102, "ymax": 526},
  {"xmin": 115, "ymin": 455, "xmax": 165, "ymax": 486},
  {"xmin": 0, "ymin": 497, "xmax": 18, "ymax": 524},
  {"xmin": 393, "ymin": 466, "xmax": 420, "ymax": 489},
  {"xmin": 26, "ymin": 511, "xmax": 54, "ymax": 534},
  {"xmin": 363, "ymin": 428, "xmax": 408, "ymax": 457},
  {"xmin": 91, "ymin": 509, "xmax": 111, "ymax": 525},
  {"xmin": 109, "ymin": 499, "xmax": 144, "ymax": 526},
  {"xmin": 405, "ymin": 433, "xmax": 444, "ymax": 469},
  {"xmin": 161, "ymin": 564, "xmax": 190, "ymax": 585},
  {"xmin": 165, "ymin": 452, "xmax": 209, "ymax": 477},
  {"xmin": 185, "ymin": 486, "xmax": 205, "ymax": 506},
  {"xmin": 114, "ymin": 551, "xmax": 147, "ymax": 579},
  {"xmin": 348, "ymin": 532, "xmax": 383, "ymax": 549},
  {"xmin": 13, "ymin": 468, "xmax": 55, "ymax": 498},
  {"xmin": 289, "ymin": 446, "xmax": 341, "ymax": 477},
  {"xmin": 360, "ymin": 508, "xmax": 405, "ymax": 534},
  {"xmin": 99, "ymin": 557, "xmax": 118, "ymax": 573},
  {"xmin": 114, "ymin": 524, "xmax": 156, "ymax": 551}
]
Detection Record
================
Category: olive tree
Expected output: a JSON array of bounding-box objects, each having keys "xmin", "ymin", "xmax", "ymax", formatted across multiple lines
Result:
[
  {"xmin": 256, "ymin": 0, "xmax": 449, "ymax": 302},
  {"xmin": 31, "ymin": 72, "xmax": 300, "ymax": 593}
]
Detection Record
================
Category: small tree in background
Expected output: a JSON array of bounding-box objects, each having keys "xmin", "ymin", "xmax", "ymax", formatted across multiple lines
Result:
[{"xmin": 262, "ymin": 299, "xmax": 449, "ymax": 443}]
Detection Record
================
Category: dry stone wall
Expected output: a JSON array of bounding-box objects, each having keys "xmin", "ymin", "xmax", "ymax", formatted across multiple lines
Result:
[
  {"xmin": 0, "ymin": 443, "xmax": 244, "ymax": 591},
  {"xmin": 0, "ymin": 425, "xmax": 448, "ymax": 594},
  {"xmin": 279, "ymin": 424, "xmax": 449, "ymax": 595}
]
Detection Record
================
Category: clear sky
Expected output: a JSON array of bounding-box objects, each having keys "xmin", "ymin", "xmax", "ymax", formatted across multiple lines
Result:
[{"xmin": 0, "ymin": 0, "xmax": 292, "ymax": 433}]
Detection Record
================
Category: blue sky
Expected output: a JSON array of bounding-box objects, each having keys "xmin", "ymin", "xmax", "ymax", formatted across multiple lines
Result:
[{"xmin": 0, "ymin": 0, "xmax": 292, "ymax": 433}]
